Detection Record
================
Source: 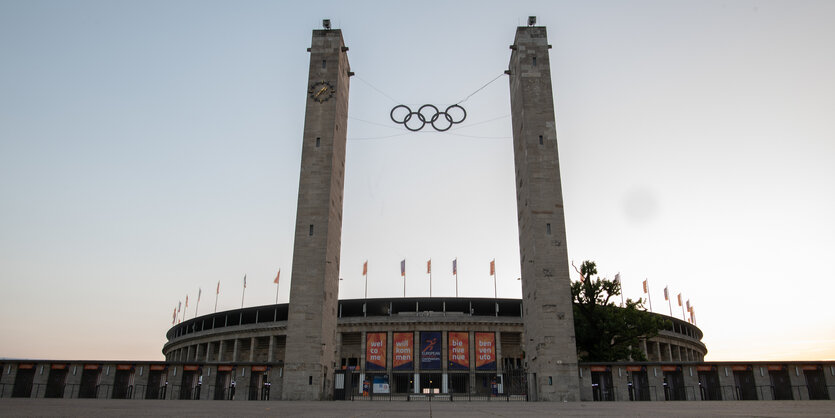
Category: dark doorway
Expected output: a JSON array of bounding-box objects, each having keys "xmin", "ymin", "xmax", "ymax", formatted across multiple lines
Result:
[
  {"xmin": 447, "ymin": 373, "xmax": 468, "ymax": 396},
  {"xmin": 663, "ymin": 370, "xmax": 686, "ymax": 401},
  {"xmin": 698, "ymin": 370, "xmax": 722, "ymax": 400},
  {"xmin": 45, "ymin": 367, "xmax": 68, "ymax": 398},
  {"xmin": 214, "ymin": 371, "xmax": 231, "ymax": 400},
  {"xmin": 112, "ymin": 369, "xmax": 132, "ymax": 399},
  {"xmin": 12, "ymin": 367, "xmax": 35, "ymax": 398},
  {"xmin": 628, "ymin": 370, "xmax": 650, "ymax": 401},
  {"xmin": 145, "ymin": 370, "xmax": 163, "ymax": 399},
  {"xmin": 248, "ymin": 372, "xmax": 265, "ymax": 400},
  {"xmin": 804, "ymin": 368, "xmax": 830, "ymax": 400},
  {"xmin": 733, "ymin": 370, "xmax": 757, "ymax": 400},
  {"xmin": 179, "ymin": 370, "xmax": 197, "ymax": 400},
  {"xmin": 419, "ymin": 373, "xmax": 442, "ymax": 395},
  {"xmin": 391, "ymin": 373, "xmax": 412, "ymax": 394},
  {"xmin": 591, "ymin": 370, "xmax": 614, "ymax": 401},
  {"xmin": 769, "ymin": 369, "xmax": 792, "ymax": 400},
  {"xmin": 78, "ymin": 368, "xmax": 101, "ymax": 399}
]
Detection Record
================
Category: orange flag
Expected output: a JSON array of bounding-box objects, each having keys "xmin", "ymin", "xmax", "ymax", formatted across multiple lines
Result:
[
  {"xmin": 427, "ymin": 259, "xmax": 432, "ymax": 274},
  {"xmin": 363, "ymin": 261, "xmax": 368, "ymax": 276},
  {"xmin": 274, "ymin": 269, "xmax": 280, "ymax": 284},
  {"xmin": 490, "ymin": 260, "xmax": 495, "ymax": 276}
]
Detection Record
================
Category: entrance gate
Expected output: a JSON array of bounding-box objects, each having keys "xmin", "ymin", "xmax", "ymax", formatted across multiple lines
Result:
[
  {"xmin": 12, "ymin": 365, "xmax": 35, "ymax": 398},
  {"xmin": 697, "ymin": 368, "xmax": 722, "ymax": 400},
  {"xmin": 45, "ymin": 366, "xmax": 68, "ymax": 398},
  {"xmin": 768, "ymin": 367, "xmax": 792, "ymax": 400},
  {"xmin": 804, "ymin": 366, "xmax": 830, "ymax": 400},
  {"xmin": 338, "ymin": 370, "xmax": 527, "ymax": 401}
]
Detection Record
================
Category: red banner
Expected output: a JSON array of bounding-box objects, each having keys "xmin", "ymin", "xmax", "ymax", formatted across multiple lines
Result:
[
  {"xmin": 626, "ymin": 366, "xmax": 643, "ymax": 372},
  {"xmin": 18, "ymin": 364, "xmax": 34, "ymax": 370},
  {"xmin": 392, "ymin": 332, "xmax": 414, "ymax": 370},
  {"xmin": 475, "ymin": 332, "xmax": 496, "ymax": 370},
  {"xmin": 116, "ymin": 365, "xmax": 132, "ymax": 371},
  {"xmin": 84, "ymin": 364, "xmax": 99, "ymax": 370},
  {"xmin": 448, "ymin": 332, "xmax": 469, "ymax": 370},
  {"xmin": 590, "ymin": 366, "xmax": 608, "ymax": 372},
  {"xmin": 366, "ymin": 332, "xmax": 386, "ymax": 371},
  {"xmin": 661, "ymin": 366, "xmax": 678, "ymax": 372},
  {"xmin": 150, "ymin": 364, "xmax": 166, "ymax": 371},
  {"xmin": 767, "ymin": 365, "xmax": 783, "ymax": 371},
  {"xmin": 183, "ymin": 365, "xmax": 199, "ymax": 371},
  {"xmin": 251, "ymin": 366, "xmax": 267, "ymax": 372},
  {"xmin": 696, "ymin": 365, "xmax": 713, "ymax": 372},
  {"xmin": 731, "ymin": 365, "xmax": 748, "ymax": 371},
  {"xmin": 51, "ymin": 364, "xmax": 67, "ymax": 370},
  {"xmin": 217, "ymin": 365, "xmax": 233, "ymax": 372}
]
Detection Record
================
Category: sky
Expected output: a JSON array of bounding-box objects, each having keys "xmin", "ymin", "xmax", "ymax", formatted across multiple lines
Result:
[{"xmin": 1, "ymin": 1, "xmax": 833, "ymax": 362}]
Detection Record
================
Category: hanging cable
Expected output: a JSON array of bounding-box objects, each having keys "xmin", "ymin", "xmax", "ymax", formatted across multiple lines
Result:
[
  {"xmin": 455, "ymin": 73, "xmax": 506, "ymax": 105},
  {"xmin": 354, "ymin": 76, "xmax": 401, "ymax": 104}
]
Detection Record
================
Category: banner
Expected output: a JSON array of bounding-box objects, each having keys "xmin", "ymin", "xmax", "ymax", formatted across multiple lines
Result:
[
  {"xmin": 420, "ymin": 331, "xmax": 441, "ymax": 370},
  {"xmin": 366, "ymin": 332, "xmax": 386, "ymax": 371},
  {"xmin": 392, "ymin": 332, "xmax": 414, "ymax": 370},
  {"xmin": 475, "ymin": 332, "xmax": 496, "ymax": 370},
  {"xmin": 448, "ymin": 332, "xmax": 469, "ymax": 370}
]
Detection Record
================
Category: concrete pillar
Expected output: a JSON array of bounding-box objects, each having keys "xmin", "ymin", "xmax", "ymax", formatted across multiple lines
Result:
[
  {"xmin": 788, "ymin": 365, "xmax": 809, "ymax": 400},
  {"xmin": 509, "ymin": 23, "xmax": 579, "ymax": 402},
  {"xmin": 98, "ymin": 365, "xmax": 115, "ymax": 399},
  {"xmin": 647, "ymin": 366, "xmax": 664, "ymax": 401},
  {"xmin": 577, "ymin": 366, "xmax": 592, "ymax": 401},
  {"xmin": 655, "ymin": 341, "xmax": 661, "ymax": 362},
  {"xmin": 31, "ymin": 364, "xmax": 48, "ymax": 398},
  {"xmin": 133, "ymin": 365, "xmax": 149, "ymax": 400},
  {"xmin": 612, "ymin": 366, "xmax": 630, "ymax": 402},
  {"xmin": 824, "ymin": 365, "xmax": 835, "ymax": 400},
  {"xmin": 217, "ymin": 341, "xmax": 224, "ymax": 362},
  {"xmin": 682, "ymin": 366, "xmax": 701, "ymax": 401},
  {"xmin": 495, "ymin": 332, "xmax": 503, "ymax": 375},
  {"xmin": 268, "ymin": 336, "xmax": 275, "ymax": 362},
  {"xmin": 232, "ymin": 339, "xmax": 239, "ymax": 363},
  {"xmin": 249, "ymin": 337, "xmax": 256, "ymax": 363},
  {"xmin": 716, "ymin": 366, "xmax": 736, "ymax": 400},
  {"xmin": 752, "ymin": 366, "xmax": 771, "ymax": 400}
]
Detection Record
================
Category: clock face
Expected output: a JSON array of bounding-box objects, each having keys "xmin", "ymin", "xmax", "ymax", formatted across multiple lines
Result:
[{"xmin": 308, "ymin": 81, "xmax": 335, "ymax": 103}]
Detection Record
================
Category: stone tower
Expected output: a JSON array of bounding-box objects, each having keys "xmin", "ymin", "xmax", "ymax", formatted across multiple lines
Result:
[
  {"xmin": 282, "ymin": 27, "xmax": 350, "ymax": 400},
  {"xmin": 508, "ymin": 24, "xmax": 580, "ymax": 401}
]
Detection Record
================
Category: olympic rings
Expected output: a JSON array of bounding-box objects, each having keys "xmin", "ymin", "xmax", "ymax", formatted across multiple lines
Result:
[{"xmin": 390, "ymin": 104, "xmax": 467, "ymax": 132}]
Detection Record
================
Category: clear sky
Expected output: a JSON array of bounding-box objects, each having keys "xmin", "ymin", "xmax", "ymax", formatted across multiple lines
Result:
[{"xmin": 1, "ymin": 1, "xmax": 833, "ymax": 362}]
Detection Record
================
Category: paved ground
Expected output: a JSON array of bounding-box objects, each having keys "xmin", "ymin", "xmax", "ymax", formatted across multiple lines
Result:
[{"xmin": 1, "ymin": 399, "xmax": 834, "ymax": 417}]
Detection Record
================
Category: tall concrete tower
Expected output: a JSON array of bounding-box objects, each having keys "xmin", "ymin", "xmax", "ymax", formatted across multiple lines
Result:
[
  {"xmin": 508, "ymin": 24, "xmax": 580, "ymax": 401},
  {"xmin": 282, "ymin": 26, "xmax": 350, "ymax": 400}
]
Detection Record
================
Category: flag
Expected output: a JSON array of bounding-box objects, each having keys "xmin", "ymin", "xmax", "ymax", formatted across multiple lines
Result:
[
  {"xmin": 677, "ymin": 293, "xmax": 682, "ymax": 306},
  {"xmin": 185, "ymin": 295, "xmax": 189, "ymax": 308},
  {"xmin": 274, "ymin": 269, "xmax": 281, "ymax": 284},
  {"xmin": 198, "ymin": 288, "xmax": 202, "ymax": 302},
  {"xmin": 363, "ymin": 261, "xmax": 368, "ymax": 276},
  {"xmin": 614, "ymin": 273, "xmax": 620, "ymax": 284},
  {"xmin": 490, "ymin": 259, "xmax": 495, "ymax": 276},
  {"xmin": 686, "ymin": 300, "xmax": 691, "ymax": 311},
  {"xmin": 243, "ymin": 274, "xmax": 247, "ymax": 288},
  {"xmin": 172, "ymin": 307, "xmax": 177, "ymax": 324},
  {"xmin": 452, "ymin": 258, "xmax": 457, "ymax": 275},
  {"xmin": 400, "ymin": 260, "xmax": 405, "ymax": 277},
  {"xmin": 216, "ymin": 280, "xmax": 220, "ymax": 295},
  {"xmin": 642, "ymin": 279, "xmax": 648, "ymax": 293},
  {"xmin": 427, "ymin": 259, "xmax": 431, "ymax": 274},
  {"xmin": 663, "ymin": 286, "xmax": 669, "ymax": 300},
  {"xmin": 177, "ymin": 301, "xmax": 181, "ymax": 313}
]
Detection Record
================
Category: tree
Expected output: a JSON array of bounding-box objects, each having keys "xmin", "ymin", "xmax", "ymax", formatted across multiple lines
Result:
[{"xmin": 571, "ymin": 260, "xmax": 668, "ymax": 362}]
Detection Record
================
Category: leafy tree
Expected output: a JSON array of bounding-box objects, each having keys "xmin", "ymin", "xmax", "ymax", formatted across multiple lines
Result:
[{"xmin": 571, "ymin": 260, "xmax": 668, "ymax": 362}]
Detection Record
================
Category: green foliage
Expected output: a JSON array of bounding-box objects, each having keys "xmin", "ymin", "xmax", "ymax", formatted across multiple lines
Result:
[{"xmin": 571, "ymin": 261, "xmax": 668, "ymax": 362}]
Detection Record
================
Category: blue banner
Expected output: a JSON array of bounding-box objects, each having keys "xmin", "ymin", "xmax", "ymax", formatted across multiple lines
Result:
[{"xmin": 420, "ymin": 331, "xmax": 441, "ymax": 370}]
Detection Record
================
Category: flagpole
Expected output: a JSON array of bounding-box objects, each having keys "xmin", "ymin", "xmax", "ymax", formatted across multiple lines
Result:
[
  {"xmin": 667, "ymin": 291, "xmax": 672, "ymax": 317},
  {"xmin": 646, "ymin": 279, "xmax": 653, "ymax": 312},
  {"xmin": 275, "ymin": 269, "xmax": 281, "ymax": 305},
  {"xmin": 429, "ymin": 259, "xmax": 432, "ymax": 298},
  {"xmin": 195, "ymin": 289, "xmax": 201, "ymax": 319},
  {"xmin": 454, "ymin": 258, "xmax": 459, "ymax": 298},
  {"xmin": 616, "ymin": 273, "xmax": 624, "ymax": 307},
  {"xmin": 492, "ymin": 259, "xmax": 497, "ymax": 299},
  {"xmin": 680, "ymin": 296, "xmax": 686, "ymax": 320},
  {"xmin": 241, "ymin": 274, "xmax": 246, "ymax": 309},
  {"xmin": 214, "ymin": 281, "xmax": 219, "ymax": 313},
  {"xmin": 364, "ymin": 262, "xmax": 368, "ymax": 299}
]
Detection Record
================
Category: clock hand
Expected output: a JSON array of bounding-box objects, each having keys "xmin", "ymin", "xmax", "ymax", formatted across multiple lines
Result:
[{"xmin": 315, "ymin": 86, "xmax": 328, "ymax": 97}]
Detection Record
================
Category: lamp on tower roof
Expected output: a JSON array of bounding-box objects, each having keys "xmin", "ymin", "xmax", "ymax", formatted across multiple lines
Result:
[
  {"xmin": 322, "ymin": 19, "xmax": 331, "ymax": 30},
  {"xmin": 528, "ymin": 16, "xmax": 536, "ymax": 26}
]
